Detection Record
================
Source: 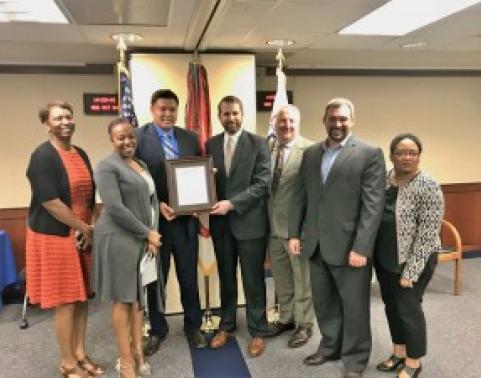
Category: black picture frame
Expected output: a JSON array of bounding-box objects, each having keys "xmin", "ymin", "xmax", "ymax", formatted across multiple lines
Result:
[{"xmin": 165, "ymin": 156, "xmax": 217, "ymax": 215}]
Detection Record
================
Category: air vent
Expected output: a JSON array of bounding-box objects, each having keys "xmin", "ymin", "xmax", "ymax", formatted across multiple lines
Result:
[{"xmin": 60, "ymin": 0, "xmax": 171, "ymax": 26}]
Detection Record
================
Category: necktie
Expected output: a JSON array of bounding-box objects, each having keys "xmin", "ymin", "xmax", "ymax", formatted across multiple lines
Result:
[
  {"xmin": 225, "ymin": 136, "xmax": 234, "ymax": 176},
  {"xmin": 271, "ymin": 144, "xmax": 285, "ymax": 195},
  {"xmin": 162, "ymin": 134, "xmax": 178, "ymax": 160}
]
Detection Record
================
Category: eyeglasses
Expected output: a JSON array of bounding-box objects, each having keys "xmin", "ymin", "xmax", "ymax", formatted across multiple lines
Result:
[{"xmin": 393, "ymin": 150, "xmax": 419, "ymax": 157}]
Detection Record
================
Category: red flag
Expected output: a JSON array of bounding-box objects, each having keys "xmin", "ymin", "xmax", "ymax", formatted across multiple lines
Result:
[
  {"xmin": 185, "ymin": 61, "xmax": 216, "ymax": 280},
  {"xmin": 185, "ymin": 62, "xmax": 212, "ymax": 155}
]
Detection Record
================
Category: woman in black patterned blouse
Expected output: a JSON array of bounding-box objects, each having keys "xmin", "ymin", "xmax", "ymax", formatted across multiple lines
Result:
[{"xmin": 374, "ymin": 133, "xmax": 444, "ymax": 378}]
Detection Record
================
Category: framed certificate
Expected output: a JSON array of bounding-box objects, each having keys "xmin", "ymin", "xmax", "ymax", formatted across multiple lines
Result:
[{"xmin": 165, "ymin": 157, "xmax": 217, "ymax": 215}]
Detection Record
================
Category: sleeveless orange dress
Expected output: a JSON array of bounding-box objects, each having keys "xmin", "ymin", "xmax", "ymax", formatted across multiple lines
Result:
[{"xmin": 26, "ymin": 148, "xmax": 94, "ymax": 309}]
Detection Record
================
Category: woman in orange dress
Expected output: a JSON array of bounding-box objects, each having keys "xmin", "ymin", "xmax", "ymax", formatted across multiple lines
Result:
[{"xmin": 26, "ymin": 101, "xmax": 103, "ymax": 378}]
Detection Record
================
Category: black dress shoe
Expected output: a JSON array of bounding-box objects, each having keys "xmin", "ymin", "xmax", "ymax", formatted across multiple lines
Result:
[
  {"xmin": 264, "ymin": 322, "xmax": 296, "ymax": 338},
  {"xmin": 376, "ymin": 354, "xmax": 405, "ymax": 372},
  {"xmin": 397, "ymin": 364, "xmax": 422, "ymax": 378},
  {"xmin": 288, "ymin": 325, "xmax": 312, "ymax": 348},
  {"xmin": 187, "ymin": 329, "xmax": 208, "ymax": 349},
  {"xmin": 143, "ymin": 334, "xmax": 167, "ymax": 357},
  {"xmin": 303, "ymin": 351, "xmax": 332, "ymax": 366}
]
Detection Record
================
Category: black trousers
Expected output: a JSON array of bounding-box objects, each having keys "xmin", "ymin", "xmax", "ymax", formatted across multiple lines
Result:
[
  {"xmin": 374, "ymin": 254, "xmax": 437, "ymax": 359},
  {"xmin": 147, "ymin": 218, "xmax": 202, "ymax": 336},
  {"xmin": 309, "ymin": 248, "xmax": 372, "ymax": 373},
  {"xmin": 211, "ymin": 224, "xmax": 269, "ymax": 337}
]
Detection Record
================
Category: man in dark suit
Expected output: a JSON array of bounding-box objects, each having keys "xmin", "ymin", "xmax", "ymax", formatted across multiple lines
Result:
[
  {"xmin": 135, "ymin": 89, "xmax": 207, "ymax": 354},
  {"xmin": 206, "ymin": 95, "xmax": 271, "ymax": 358},
  {"xmin": 289, "ymin": 98, "xmax": 385, "ymax": 377}
]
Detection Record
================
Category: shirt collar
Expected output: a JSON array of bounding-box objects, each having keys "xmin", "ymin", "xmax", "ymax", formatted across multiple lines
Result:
[
  {"xmin": 323, "ymin": 133, "xmax": 351, "ymax": 151},
  {"xmin": 154, "ymin": 124, "xmax": 175, "ymax": 138},
  {"xmin": 224, "ymin": 128, "xmax": 243, "ymax": 144}
]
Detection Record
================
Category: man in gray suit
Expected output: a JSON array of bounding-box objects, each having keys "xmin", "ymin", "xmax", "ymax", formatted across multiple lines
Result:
[
  {"xmin": 267, "ymin": 105, "xmax": 315, "ymax": 348},
  {"xmin": 206, "ymin": 95, "xmax": 271, "ymax": 357},
  {"xmin": 289, "ymin": 98, "xmax": 385, "ymax": 378}
]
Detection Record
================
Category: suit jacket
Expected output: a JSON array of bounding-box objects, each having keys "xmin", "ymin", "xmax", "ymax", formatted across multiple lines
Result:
[
  {"xmin": 268, "ymin": 136, "xmax": 313, "ymax": 239},
  {"xmin": 135, "ymin": 123, "xmax": 201, "ymax": 205},
  {"xmin": 288, "ymin": 135, "xmax": 385, "ymax": 265},
  {"xmin": 135, "ymin": 124, "xmax": 201, "ymax": 236},
  {"xmin": 205, "ymin": 130, "xmax": 271, "ymax": 240}
]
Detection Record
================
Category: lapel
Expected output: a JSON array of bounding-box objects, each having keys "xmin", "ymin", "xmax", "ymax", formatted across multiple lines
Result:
[
  {"xmin": 282, "ymin": 137, "xmax": 302, "ymax": 177},
  {"xmin": 313, "ymin": 143, "xmax": 325, "ymax": 189},
  {"xmin": 324, "ymin": 136, "xmax": 356, "ymax": 186},
  {"xmin": 173, "ymin": 126, "xmax": 188, "ymax": 157},
  {"xmin": 111, "ymin": 152, "xmax": 150, "ymax": 224},
  {"xmin": 229, "ymin": 130, "xmax": 247, "ymax": 177},
  {"xmin": 145, "ymin": 123, "xmax": 165, "ymax": 161},
  {"xmin": 210, "ymin": 134, "xmax": 226, "ymax": 176}
]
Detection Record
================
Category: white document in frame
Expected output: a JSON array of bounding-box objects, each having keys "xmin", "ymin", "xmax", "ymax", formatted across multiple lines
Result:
[{"xmin": 175, "ymin": 166, "xmax": 208, "ymax": 206}]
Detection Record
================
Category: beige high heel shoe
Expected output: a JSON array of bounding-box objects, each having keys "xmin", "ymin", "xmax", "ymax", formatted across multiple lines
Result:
[
  {"xmin": 59, "ymin": 364, "xmax": 89, "ymax": 378},
  {"xmin": 116, "ymin": 359, "xmax": 137, "ymax": 378},
  {"xmin": 132, "ymin": 348, "xmax": 151, "ymax": 376}
]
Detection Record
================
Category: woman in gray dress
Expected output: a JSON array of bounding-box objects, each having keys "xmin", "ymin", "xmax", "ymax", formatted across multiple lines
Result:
[{"xmin": 93, "ymin": 118, "xmax": 161, "ymax": 378}]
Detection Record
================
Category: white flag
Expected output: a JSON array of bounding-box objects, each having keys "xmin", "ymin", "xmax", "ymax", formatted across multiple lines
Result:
[{"xmin": 267, "ymin": 67, "xmax": 288, "ymax": 141}]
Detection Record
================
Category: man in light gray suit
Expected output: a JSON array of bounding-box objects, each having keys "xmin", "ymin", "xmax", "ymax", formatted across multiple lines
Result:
[
  {"xmin": 289, "ymin": 98, "xmax": 385, "ymax": 378},
  {"xmin": 267, "ymin": 105, "xmax": 315, "ymax": 348}
]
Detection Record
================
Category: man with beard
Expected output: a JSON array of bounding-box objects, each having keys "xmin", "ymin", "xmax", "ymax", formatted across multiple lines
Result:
[
  {"xmin": 288, "ymin": 98, "xmax": 385, "ymax": 377},
  {"xmin": 206, "ymin": 95, "xmax": 271, "ymax": 357}
]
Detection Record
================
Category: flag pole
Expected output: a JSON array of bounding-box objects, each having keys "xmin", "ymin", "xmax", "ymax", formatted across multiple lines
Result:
[{"xmin": 276, "ymin": 47, "xmax": 285, "ymax": 72}]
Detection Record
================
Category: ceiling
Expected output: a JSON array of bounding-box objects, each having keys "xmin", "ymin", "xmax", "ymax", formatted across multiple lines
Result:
[{"xmin": 1, "ymin": 0, "xmax": 481, "ymax": 70}]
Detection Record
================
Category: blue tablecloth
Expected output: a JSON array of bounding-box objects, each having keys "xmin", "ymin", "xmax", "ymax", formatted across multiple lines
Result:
[{"xmin": 0, "ymin": 230, "xmax": 17, "ymax": 309}]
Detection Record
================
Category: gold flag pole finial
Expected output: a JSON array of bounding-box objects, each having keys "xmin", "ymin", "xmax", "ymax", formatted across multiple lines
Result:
[{"xmin": 116, "ymin": 35, "xmax": 127, "ymax": 67}]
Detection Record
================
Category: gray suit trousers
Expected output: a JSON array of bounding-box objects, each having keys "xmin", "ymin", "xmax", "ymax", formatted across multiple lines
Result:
[
  {"xmin": 310, "ymin": 247, "xmax": 372, "ymax": 373},
  {"xmin": 269, "ymin": 237, "xmax": 314, "ymax": 326}
]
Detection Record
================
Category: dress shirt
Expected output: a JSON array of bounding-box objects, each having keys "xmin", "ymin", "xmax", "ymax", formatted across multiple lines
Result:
[
  {"xmin": 223, "ymin": 128, "xmax": 242, "ymax": 157},
  {"xmin": 321, "ymin": 134, "xmax": 351, "ymax": 184},
  {"xmin": 154, "ymin": 125, "xmax": 179, "ymax": 159},
  {"xmin": 271, "ymin": 139, "xmax": 294, "ymax": 177}
]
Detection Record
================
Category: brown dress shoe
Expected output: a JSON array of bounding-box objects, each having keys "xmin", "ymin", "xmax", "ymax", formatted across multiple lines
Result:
[
  {"xmin": 248, "ymin": 337, "xmax": 265, "ymax": 358},
  {"xmin": 210, "ymin": 330, "xmax": 229, "ymax": 349}
]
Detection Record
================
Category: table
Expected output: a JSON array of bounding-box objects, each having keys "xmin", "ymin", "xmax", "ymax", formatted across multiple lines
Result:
[{"xmin": 0, "ymin": 230, "xmax": 17, "ymax": 309}]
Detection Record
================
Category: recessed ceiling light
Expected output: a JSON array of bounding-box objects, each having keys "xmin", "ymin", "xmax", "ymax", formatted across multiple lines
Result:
[
  {"xmin": 266, "ymin": 39, "xmax": 295, "ymax": 47},
  {"xmin": 400, "ymin": 42, "xmax": 428, "ymax": 49},
  {"xmin": 111, "ymin": 33, "xmax": 143, "ymax": 43},
  {"xmin": 339, "ymin": 0, "xmax": 481, "ymax": 36},
  {"xmin": 0, "ymin": 0, "xmax": 68, "ymax": 23}
]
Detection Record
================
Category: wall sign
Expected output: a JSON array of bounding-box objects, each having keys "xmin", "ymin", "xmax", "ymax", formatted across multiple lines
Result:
[
  {"xmin": 256, "ymin": 90, "xmax": 294, "ymax": 111},
  {"xmin": 83, "ymin": 93, "xmax": 119, "ymax": 115}
]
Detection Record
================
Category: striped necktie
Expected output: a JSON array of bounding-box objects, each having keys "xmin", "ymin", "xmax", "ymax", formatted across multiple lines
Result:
[
  {"xmin": 162, "ymin": 134, "xmax": 178, "ymax": 160},
  {"xmin": 271, "ymin": 144, "xmax": 285, "ymax": 195}
]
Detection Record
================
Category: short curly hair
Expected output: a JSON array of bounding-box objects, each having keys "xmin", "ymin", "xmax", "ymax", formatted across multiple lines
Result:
[{"xmin": 38, "ymin": 101, "xmax": 73, "ymax": 124}]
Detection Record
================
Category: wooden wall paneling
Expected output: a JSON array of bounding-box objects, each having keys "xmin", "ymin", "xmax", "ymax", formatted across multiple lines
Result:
[{"xmin": 0, "ymin": 208, "xmax": 27, "ymax": 273}]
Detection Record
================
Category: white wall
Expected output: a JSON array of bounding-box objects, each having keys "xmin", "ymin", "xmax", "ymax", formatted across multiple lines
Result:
[
  {"xmin": 257, "ymin": 72, "xmax": 481, "ymax": 184},
  {"xmin": 0, "ymin": 74, "xmax": 115, "ymax": 209},
  {"xmin": 130, "ymin": 53, "xmax": 256, "ymax": 135}
]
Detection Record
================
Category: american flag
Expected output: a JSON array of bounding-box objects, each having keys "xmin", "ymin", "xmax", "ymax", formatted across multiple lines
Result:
[{"xmin": 117, "ymin": 63, "xmax": 138, "ymax": 127}]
